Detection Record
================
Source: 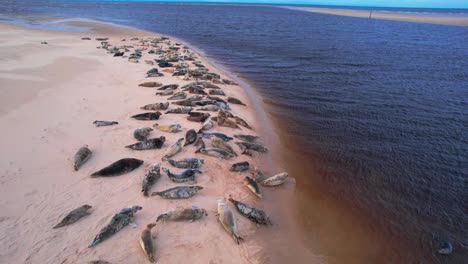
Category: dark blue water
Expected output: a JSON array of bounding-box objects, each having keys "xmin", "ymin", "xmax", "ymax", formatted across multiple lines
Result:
[{"xmin": 2, "ymin": 1, "xmax": 467, "ymax": 263}]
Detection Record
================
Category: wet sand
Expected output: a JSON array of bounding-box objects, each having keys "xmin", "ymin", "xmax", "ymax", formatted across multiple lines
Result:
[
  {"xmin": 0, "ymin": 21, "xmax": 310, "ymax": 263},
  {"xmin": 283, "ymin": 6, "xmax": 468, "ymax": 26}
]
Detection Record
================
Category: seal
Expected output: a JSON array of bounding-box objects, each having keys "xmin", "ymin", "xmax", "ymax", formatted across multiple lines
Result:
[
  {"xmin": 133, "ymin": 127, "xmax": 153, "ymax": 141},
  {"xmin": 88, "ymin": 205, "xmax": 143, "ymax": 247},
  {"xmin": 81, "ymin": 37, "xmax": 91, "ymax": 40},
  {"xmin": 125, "ymin": 137, "xmax": 166, "ymax": 150},
  {"xmin": 230, "ymin": 161, "xmax": 249, "ymax": 172},
  {"xmin": 227, "ymin": 97, "xmax": 246, "ymax": 105},
  {"xmin": 88, "ymin": 261, "xmax": 111, "ymax": 264},
  {"xmin": 194, "ymin": 135, "xmax": 206, "ymax": 149},
  {"xmin": 183, "ymin": 129, "xmax": 197, "ymax": 146},
  {"xmin": 93, "ymin": 120, "xmax": 118, "ymax": 127},
  {"xmin": 146, "ymin": 68, "xmax": 164, "ymax": 77},
  {"xmin": 53, "ymin": 205, "xmax": 92, "ymax": 229},
  {"xmin": 236, "ymin": 142, "xmax": 268, "ymax": 153},
  {"xmin": 209, "ymin": 89, "xmax": 225, "ymax": 96},
  {"xmin": 195, "ymin": 147, "xmax": 234, "ymax": 159},
  {"xmin": 171, "ymin": 99, "xmax": 196, "ymax": 106},
  {"xmin": 151, "ymin": 186, "xmax": 203, "ymax": 199},
  {"xmin": 234, "ymin": 116, "xmax": 251, "ymax": 129},
  {"xmin": 234, "ymin": 134, "xmax": 259, "ymax": 142},
  {"xmin": 198, "ymin": 105, "xmax": 220, "ymax": 112},
  {"xmin": 167, "ymin": 158, "xmax": 204, "ymax": 169},
  {"xmin": 140, "ymin": 223, "xmax": 157, "ymax": 263},
  {"xmin": 153, "ymin": 123, "xmax": 181, "ymax": 133},
  {"xmin": 156, "ymin": 206, "xmax": 207, "ymax": 222},
  {"xmin": 74, "ymin": 145, "xmax": 92, "ymax": 171},
  {"xmin": 157, "ymin": 84, "xmax": 178, "ymax": 90},
  {"xmin": 91, "ymin": 158, "xmax": 144, "ymax": 177},
  {"xmin": 131, "ymin": 112, "xmax": 162, "ymax": 121},
  {"xmin": 262, "ymin": 172, "xmax": 288, "ymax": 187},
  {"xmin": 201, "ymin": 132, "xmax": 233, "ymax": 142},
  {"xmin": 142, "ymin": 163, "xmax": 161, "ymax": 197},
  {"xmin": 155, "ymin": 89, "xmax": 174, "ymax": 96},
  {"xmin": 217, "ymin": 199, "xmax": 244, "ymax": 244},
  {"xmin": 187, "ymin": 112, "xmax": 210, "ymax": 123},
  {"xmin": 186, "ymin": 94, "xmax": 204, "ymax": 101},
  {"xmin": 217, "ymin": 116, "xmax": 239, "ymax": 129},
  {"xmin": 162, "ymin": 138, "xmax": 184, "ymax": 160},
  {"xmin": 252, "ymin": 167, "xmax": 266, "ymax": 183},
  {"xmin": 167, "ymin": 92, "xmax": 186, "ymax": 100},
  {"xmin": 138, "ymin": 82, "xmax": 162, "ymax": 88},
  {"xmin": 199, "ymin": 118, "xmax": 214, "ymax": 132},
  {"xmin": 228, "ymin": 197, "xmax": 271, "ymax": 225},
  {"xmin": 165, "ymin": 106, "xmax": 192, "ymax": 114},
  {"xmin": 162, "ymin": 167, "xmax": 202, "ymax": 183},
  {"xmin": 210, "ymin": 136, "xmax": 238, "ymax": 156},
  {"xmin": 140, "ymin": 102, "xmax": 169, "ymax": 111},
  {"xmin": 243, "ymin": 176, "xmax": 262, "ymax": 198}
]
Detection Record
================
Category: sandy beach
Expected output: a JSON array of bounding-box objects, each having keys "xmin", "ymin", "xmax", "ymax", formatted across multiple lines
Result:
[
  {"xmin": 284, "ymin": 6, "xmax": 468, "ymax": 26},
  {"xmin": 0, "ymin": 21, "xmax": 310, "ymax": 263}
]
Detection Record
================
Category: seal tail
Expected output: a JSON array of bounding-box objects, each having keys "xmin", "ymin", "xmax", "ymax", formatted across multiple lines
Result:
[{"xmin": 156, "ymin": 213, "xmax": 169, "ymax": 222}]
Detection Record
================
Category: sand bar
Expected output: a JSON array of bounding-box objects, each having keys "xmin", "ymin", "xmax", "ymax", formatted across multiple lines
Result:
[
  {"xmin": 284, "ymin": 6, "xmax": 468, "ymax": 26},
  {"xmin": 0, "ymin": 21, "xmax": 308, "ymax": 263}
]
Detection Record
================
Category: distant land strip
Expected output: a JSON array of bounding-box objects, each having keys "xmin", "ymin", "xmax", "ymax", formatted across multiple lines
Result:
[{"xmin": 282, "ymin": 6, "xmax": 468, "ymax": 26}]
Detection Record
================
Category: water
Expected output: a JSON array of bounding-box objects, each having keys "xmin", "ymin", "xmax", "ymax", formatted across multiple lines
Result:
[{"xmin": 2, "ymin": 1, "xmax": 467, "ymax": 263}]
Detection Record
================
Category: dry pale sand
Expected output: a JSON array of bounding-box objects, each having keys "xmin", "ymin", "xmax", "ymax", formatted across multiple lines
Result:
[
  {"xmin": 0, "ymin": 21, "xmax": 316, "ymax": 263},
  {"xmin": 284, "ymin": 6, "xmax": 468, "ymax": 26}
]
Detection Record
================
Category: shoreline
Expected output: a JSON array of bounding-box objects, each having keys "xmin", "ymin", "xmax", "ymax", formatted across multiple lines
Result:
[
  {"xmin": 283, "ymin": 6, "xmax": 468, "ymax": 26},
  {"xmin": 0, "ymin": 19, "xmax": 310, "ymax": 263}
]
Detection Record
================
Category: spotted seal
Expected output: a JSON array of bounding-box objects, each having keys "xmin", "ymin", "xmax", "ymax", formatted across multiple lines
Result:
[
  {"xmin": 228, "ymin": 197, "xmax": 271, "ymax": 225},
  {"xmin": 243, "ymin": 176, "xmax": 262, "ymax": 198},
  {"xmin": 53, "ymin": 205, "xmax": 92, "ymax": 229},
  {"xmin": 91, "ymin": 158, "xmax": 143, "ymax": 177},
  {"xmin": 125, "ymin": 137, "xmax": 165, "ymax": 150},
  {"xmin": 167, "ymin": 158, "xmax": 204, "ymax": 169},
  {"xmin": 74, "ymin": 145, "xmax": 92, "ymax": 171},
  {"xmin": 140, "ymin": 223, "xmax": 157, "ymax": 263},
  {"xmin": 151, "ymin": 186, "xmax": 203, "ymax": 199},
  {"xmin": 142, "ymin": 163, "xmax": 161, "ymax": 197},
  {"xmin": 156, "ymin": 206, "xmax": 207, "ymax": 222},
  {"xmin": 217, "ymin": 199, "xmax": 244, "ymax": 244},
  {"xmin": 88, "ymin": 205, "xmax": 143, "ymax": 247},
  {"xmin": 162, "ymin": 167, "xmax": 202, "ymax": 183},
  {"xmin": 133, "ymin": 127, "xmax": 153, "ymax": 141}
]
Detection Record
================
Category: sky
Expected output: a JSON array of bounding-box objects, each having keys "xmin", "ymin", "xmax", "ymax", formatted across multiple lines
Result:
[{"xmin": 85, "ymin": 0, "xmax": 468, "ymax": 8}]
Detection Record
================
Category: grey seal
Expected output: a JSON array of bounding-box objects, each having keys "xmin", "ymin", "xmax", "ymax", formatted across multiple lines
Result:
[
  {"xmin": 210, "ymin": 136, "xmax": 237, "ymax": 156},
  {"xmin": 162, "ymin": 138, "xmax": 184, "ymax": 160},
  {"xmin": 162, "ymin": 167, "xmax": 202, "ymax": 183},
  {"xmin": 156, "ymin": 206, "xmax": 207, "ymax": 222},
  {"xmin": 142, "ymin": 163, "xmax": 161, "ymax": 197},
  {"xmin": 53, "ymin": 205, "xmax": 92, "ymax": 229},
  {"xmin": 125, "ymin": 137, "xmax": 166, "ymax": 150},
  {"xmin": 131, "ymin": 112, "xmax": 162, "ymax": 121},
  {"xmin": 74, "ymin": 145, "xmax": 92, "ymax": 171},
  {"xmin": 195, "ymin": 147, "xmax": 234, "ymax": 159},
  {"xmin": 165, "ymin": 106, "xmax": 193, "ymax": 114},
  {"xmin": 140, "ymin": 223, "xmax": 157, "ymax": 263},
  {"xmin": 141, "ymin": 102, "xmax": 169, "ymax": 111},
  {"xmin": 93, "ymin": 120, "xmax": 118, "ymax": 127},
  {"xmin": 234, "ymin": 134, "xmax": 259, "ymax": 142},
  {"xmin": 138, "ymin": 82, "xmax": 162, "ymax": 88},
  {"xmin": 88, "ymin": 205, "xmax": 143, "ymax": 247},
  {"xmin": 236, "ymin": 142, "xmax": 268, "ymax": 153},
  {"xmin": 227, "ymin": 97, "xmax": 246, "ymax": 105},
  {"xmin": 91, "ymin": 158, "xmax": 143, "ymax": 177},
  {"xmin": 230, "ymin": 161, "xmax": 249, "ymax": 172},
  {"xmin": 262, "ymin": 172, "xmax": 288, "ymax": 187},
  {"xmin": 217, "ymin": 199, "xmax": 244, "ymax": 244},
  {"xmin": 151, "ymin": 186, "xmax": 203, "ymax": 199},
  {"xmin": 167, "ymin": 158, "xmax": 204, "ymax": 169},
  {"xmin": 133, "ymin": 127, "xmax": 153, "ymax": 141},
  {"xmin": 201, "ymin": 132, "xmax": 233, "ymax": 142},
  {"xmin": 228, "ymin": 197, "xmax": 271, "ymax": 225},
  {"xmin": 243, "ymin": 176, "xmax": 262, "ymax": 198}
]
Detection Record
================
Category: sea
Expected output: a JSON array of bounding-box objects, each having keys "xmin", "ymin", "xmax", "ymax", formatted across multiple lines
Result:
[{"xmin": 1, "ymin": 1, "xmax": 467, "ymax": 263}]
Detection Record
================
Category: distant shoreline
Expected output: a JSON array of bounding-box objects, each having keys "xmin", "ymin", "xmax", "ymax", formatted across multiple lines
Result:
[{"xmin": 283, "ymin": 6, "xmax": 468, "ymax": 26}]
